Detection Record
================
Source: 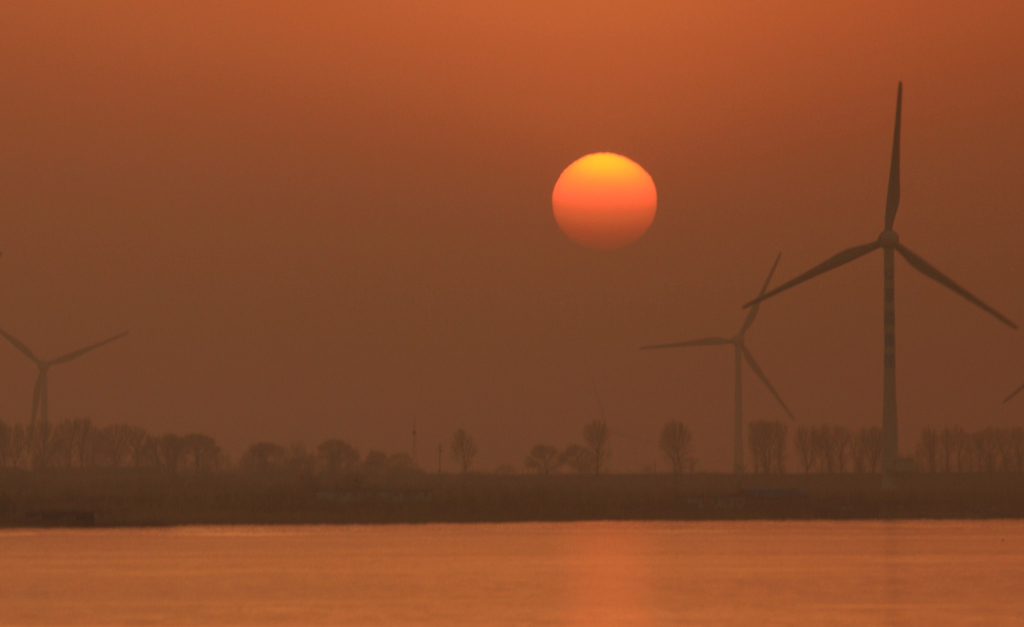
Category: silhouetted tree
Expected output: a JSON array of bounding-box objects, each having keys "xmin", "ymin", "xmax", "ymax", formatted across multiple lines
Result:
[
  {"xmin": 285, "ymin": 442, "xmax": 315, "ymax": 473},
  {"xmin": 944, "ymin": 426, "xmax": 972, "ymax": 472},
  {"xmin": 524, "ymin": 444, "xmax": 562, "ymax": 475},
  {"xmin": 916, "ymin": 427, "xmax": 939, "ymax": 472},
  {"xmin": 100, "ymin": 424, "xmax": 134, "ymax": 468},
  {"xmin": 582, "ymin": 420, "xmax": 610, "ymax": 474},
  {"xmin": 240, "ymin": 442, "xmax": 286, "ymax": 473},
  {"xmin": 386, "ymin": 452, "xmax": 418, "ymax": 475},
  {"xmin": 48, "ymin": 420, "xmax": 76, "ymax": 468},
  {"xmin": 70, "ymin": 418, "xmax": 94, "ymax": 468},
  {"xmin": 157, "ymin": 434, "xmax": 186, "ymax": 472},
  {"xmin": 795, "ymin": 426, "xmax": 816, "ymax": 473},
  {"xmin": 450, "ymin": 429, "xmax": 477, "ymax": 473},
  {"xmin": 856, "ymin": 426, "xmax": 882, "ymax": 473},
  {"xmin": 363, "ymin": 449, "xmax": 388, "ymax": 475},
  {"xmin": 560, "ymin": 444, "xmax": 595, "ymax": 474},
  {"xmin": 973, "ymin": 428, "xmax": 1000, "ymax": 472},
  {"xmin": 124, "ymin": 426, "xmax": 149, "ymax": 467},
  {"xmin": 0, "ymin": 421, "xmax": 9, "ymax": 468},
  {"xmin": 748, "ymin": 420, "xmax": 787, "ymax": 473},
  {"xmin": 317, "ymin": 439, "xmax": 360, "ymax": 473},
  {"xmin": 832, "ymin": 426, "xmax": 852, "ymax": 473},
  {"xmin": 1010, "ymin": 427, "xmax": 1024, "ymax": 473},
  {"xmin": 658, "ymin": 421, "xmax": 693, "ymax": 475},
  {"xmin": 183, "ymin": 433, "xmax": 221, "ymax": 472},
  {"xmin": 8, "ymin": 423, "xmax": 27, "ymax": 469},
  {"xmin": 812, "ymin": 426, "xmax": 835, "ymax": 473}
]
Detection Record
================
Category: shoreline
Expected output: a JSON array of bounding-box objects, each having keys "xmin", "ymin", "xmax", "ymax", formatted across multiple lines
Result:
[{"xmin": 2, "ymin": 469, "xmax": 1022, "ymax": 527}]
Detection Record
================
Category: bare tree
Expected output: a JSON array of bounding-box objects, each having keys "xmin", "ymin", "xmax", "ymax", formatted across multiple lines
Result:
[
  {"xmin": 973, "ymin": 428, "xmax": 1000, "ymax": 472},
  {"xmin": 659, "ymin": 421, "xmax": 693, "ymax": 475},
  {"xmin": 771, "ymin": 422, "xmax": 788, "ymax": 473},
  {"xmin": 362, "ymin": 450, "xmax": 388, "ymax": 475},
  {"xmin": 813, "ymin": 426, "xmax": 836, "ymax": 473},
  {"xmin": 995, "ymin": 428, "xmax": 1014, "ymax": 472},
  {"xmin": 795, "ymin": 426, "xmax": 817, "ymax": 473},
  {"xmin": 524, "ymin": 444, "xmax": 562, "ymax": 475},
  {"xmin": 240, "ymin": 442, "xmax": 286, "ymax": 473},
  {"xmin": 911, "ymin": 426, "xmax": 936, "ymax": 472},
  {"xmin": 450, "ymin": 428, "xmax": 477, "ymax": 473},
  {"xmin": 386, "ymin": 452, "xmax": 418, "ymax": 475},
  {"xmin": 157, "ymin": 434, "xmax": 186, "ymax": 472},
  {"xmin": 560, "ymin": 444, "xmax": 595, "ymax": 474},
  {"xmin": 0, "ymin": 421, "xmax": 9, "ymax": 468},
  {"xmin": 1009, "ymin": 427, "xmax": 1024, "ymax": 473},
  {"xmin": 856, "ymin": 427, "xmax": 882, "ymax": 473},
  {"xmin": 70, "ymin": 418, "xmax": 94, "ymax": 468},
  {"xmin": 317, "ymin": 439, "xmax": 360, "ymax": 473},
  {"xmin": 101, "ymin": 424, "xmax": 134, "ymax": 468},
  {"xmin": 7, "ymin": 424, "xmax": 27, "ymax": 469},
  {"xmin": 748, "ymin": 421, "xmax": 773, "ymax": 473},
  {"xmin": 748, "ymin": 421, "xmax": 787, "ymax": 474},
  {"xmin": 582, "ymin": 420, "xmax": 610, "ymax": 474},
  {"xmin": 183, "ymin": 433, "xmax": 221, "ymax": 472},
  {"xmin": 832, "ymin": 426, "xmax": 852, "ymax": 473},
  {"xmin": 947, "ymin": 426, "xmax": 972, "ymax": 472},
  {"xmin": 124, "ymin": 426, "xmax": 149, "ymax": 467},
  {"xmin": 48, "ymin": 420, "xmax": 76, "ymax": 468}
]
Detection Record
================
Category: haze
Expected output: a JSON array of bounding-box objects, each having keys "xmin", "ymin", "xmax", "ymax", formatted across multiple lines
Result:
[{"xmin": 2, "ymin": 1, "xmax": 1023, "ymax": 471}]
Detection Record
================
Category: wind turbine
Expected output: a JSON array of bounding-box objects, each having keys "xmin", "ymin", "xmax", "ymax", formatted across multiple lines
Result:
[
  {"xmin": 743, "ymin": 83, "xmax": 1016, "ymax": 475},
  {"xmin": 0, "ymin": 328, "xmax": 128, "ymax": 432},
  {"xmin": 643, "ymin": 254, "xmax": 793, "ymax": 474}
]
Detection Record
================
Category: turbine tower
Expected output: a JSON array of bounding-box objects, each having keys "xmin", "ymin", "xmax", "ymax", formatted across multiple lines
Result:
[
  {"xmin": 743, "ymin": 83, "xmax": 1016, "ymax": 476},
  {"xmin": 0, "ymin": 328, "xmax": 128, "ymax": 432},
  {"xmin": 643, "ymin": 254, "xmax": 793, "ymax": 474}
]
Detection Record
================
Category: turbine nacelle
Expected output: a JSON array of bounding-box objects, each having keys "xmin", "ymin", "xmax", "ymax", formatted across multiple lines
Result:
[{"xmin": 878, "ymin": 230, "xmax": 900, "ymax": 248}]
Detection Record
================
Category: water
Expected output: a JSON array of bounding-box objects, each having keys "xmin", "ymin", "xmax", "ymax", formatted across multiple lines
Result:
[{"xmin": 1, "ymin": 521, "xmax": 1022, "ymax": 626}]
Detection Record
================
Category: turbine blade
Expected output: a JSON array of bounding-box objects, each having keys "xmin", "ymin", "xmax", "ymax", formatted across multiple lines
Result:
[
  {"xmin": 50, "ymin": 332, "xmax": 128, "ymax": 365},
  {"xmin": 739, "ymin": 252, "xmax": 782, "ymax": 334},
  {"xmin": 641, "ymin": 336, "xmax": 731, "ymax": 350},
  {"xmin": 743, "ymin": 241, "xmax": 880, "ymax": 309},
  {"xmin": 1004, "ymin": 381, "xmax": 1024, "ymax": 404},
  {"xmin": 896, "ymin": 244, "xmax": 1017, "ymax": 329},
  {"xmin": 885, "ymin": 82, "xmax": 902, "ymax": 230},
  {"xmin": 741, "ymin": 346, "xmax": 794, "ymax": 419},
  {"xmin": 0, "ymin": 328, "xmax": 39, "ymax": 363}
]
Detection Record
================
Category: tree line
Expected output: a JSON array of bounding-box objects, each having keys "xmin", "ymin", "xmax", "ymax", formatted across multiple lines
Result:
[
  {"xmin": 746, "ymin": 420, "xmax": 1024, "ymax": 474},
  {"xmin": 2, "ymin": 416, "xmax": 1021, "ymax": 475}
]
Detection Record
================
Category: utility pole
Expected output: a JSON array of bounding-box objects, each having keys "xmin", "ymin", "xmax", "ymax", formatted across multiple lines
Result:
[
  {"xmin": 438, "ymin": 444, "xmax": 442, "ymax": 474},
  {"xmin": 412, "ymin": 418, "xmax": 417, "ymax": 465}
]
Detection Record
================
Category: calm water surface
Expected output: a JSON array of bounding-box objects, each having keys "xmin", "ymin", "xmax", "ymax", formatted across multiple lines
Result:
[{"xmin": 1, "ymin": 520, "xmax": 1022, "ymax": 626}]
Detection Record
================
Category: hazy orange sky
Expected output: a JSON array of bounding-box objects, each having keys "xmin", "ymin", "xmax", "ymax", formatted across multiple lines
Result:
[{"xmin": 2, "ymin": 2, "xmax": 1023, "ymax": 470}]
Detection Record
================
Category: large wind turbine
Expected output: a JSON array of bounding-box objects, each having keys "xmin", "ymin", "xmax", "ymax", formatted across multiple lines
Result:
[
  {"xmin": 0, "ymin": 328, "xmax": 128, "ymax": 431},
  {"xmin": 744, "ymin": 83, "xmax": 1016, "ymax": 475},
  {"xmin": 643, "ymin": 254, "xmax": 793, "ymax": 474}
]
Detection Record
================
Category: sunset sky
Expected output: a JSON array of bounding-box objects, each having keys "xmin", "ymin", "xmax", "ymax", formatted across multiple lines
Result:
[{"xmin": 2, "ymin": 2, "xmax": 1023, "ymax": 470}]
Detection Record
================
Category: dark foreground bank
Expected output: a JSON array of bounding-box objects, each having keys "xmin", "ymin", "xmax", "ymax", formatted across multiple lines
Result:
[{"xmin": 1, "ymin": 469, "xmax": 1022, "ymax": 526}]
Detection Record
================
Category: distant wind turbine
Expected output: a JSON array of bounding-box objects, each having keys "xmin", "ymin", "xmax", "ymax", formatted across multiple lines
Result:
[
  {"xmin": 0, "ymin": 328, "xmax": 128, "ymax": 431},
  {"xmin": 743, "ymin": 83, "xmax": 1017, "ymax": 475},
  {"xmin": 643, "ymin": 254, "xmax": 793, "ymax": 474}
]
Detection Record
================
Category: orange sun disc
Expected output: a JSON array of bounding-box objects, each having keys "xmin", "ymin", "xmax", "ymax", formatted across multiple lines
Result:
[{"xmin": 552, "ymin": 152, "xmax": 657, "ymax": 250}]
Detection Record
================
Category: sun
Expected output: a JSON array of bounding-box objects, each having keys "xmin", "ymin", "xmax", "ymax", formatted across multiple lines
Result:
[{"xmin": 552, "ymin": 153, "xmax": 657, "ymax": 250}]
